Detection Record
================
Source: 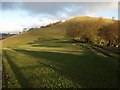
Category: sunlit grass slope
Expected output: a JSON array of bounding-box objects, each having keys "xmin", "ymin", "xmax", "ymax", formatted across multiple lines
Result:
[
  {"xmin": 2, "ymin": 27, "xmax": 66, "ymax": 48},
  {"xmin": 2, "ymin": 16, "xmax": 113, "ymax": 48}
]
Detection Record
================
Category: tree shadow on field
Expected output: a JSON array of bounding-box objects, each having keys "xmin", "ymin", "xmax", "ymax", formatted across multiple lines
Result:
[
  {"xmin": 14, "ymin": 49, "xmax": 118, "ymax": 88},
  {"xmin": 27, "ymin": 38, "xmax": 75, "ymax": 48},
  {"xmin": 3, "ymin": 51, "xmax": 31, "ymax": 88}
]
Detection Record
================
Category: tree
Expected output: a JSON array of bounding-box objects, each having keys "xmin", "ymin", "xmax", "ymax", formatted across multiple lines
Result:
[
  {"xmin": 66, "ymin": 16, "xmax": 119, "ymax": 47},
  {"xmin": 98, "ymin": 21, "xmax": 119, "ymax": 47},
  {"xmin": 23, "ymin": 28, "xmax": 27, "ymax": 32},
  {"xmin": 66, "ymin": 26, "xmax": 80, "ymax": 40}
]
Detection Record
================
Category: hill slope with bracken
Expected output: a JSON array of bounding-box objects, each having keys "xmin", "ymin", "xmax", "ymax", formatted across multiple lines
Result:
[{"xmin": 2, "ymin": 16, "xmax": 113, "ymax": 48}]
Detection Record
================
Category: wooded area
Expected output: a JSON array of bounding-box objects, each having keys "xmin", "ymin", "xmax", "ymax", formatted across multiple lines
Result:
[{"xmin": 67, "ymin": 17, "xmax": 119, "ymax": 48}]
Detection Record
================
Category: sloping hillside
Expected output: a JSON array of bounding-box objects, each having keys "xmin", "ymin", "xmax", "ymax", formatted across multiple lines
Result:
[
  {"xmin": 2, "ymin": 16, "xmax": 113, "ymax": 48},
  {"xmin": 2, "ymin": 16, "xmax": 118, "ymax": 88}
]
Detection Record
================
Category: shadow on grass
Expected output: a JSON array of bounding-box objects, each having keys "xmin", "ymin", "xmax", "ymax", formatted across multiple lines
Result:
[
  {"xmin": 3, "ymin": 51, "xmax": 31, "ymax": 88},
  {"xmin": 2, "ymin": 59, "xmax": 8, "ymax": 88},
  {"xmin": 83, "ymin": 44, "xmax": 119, "ymax": 60},
  {"xmin": 14, "ymin": 49, "xmax": 118, "ymax": 88},
  {"xmin": 95, "ymin": 45, "xmax": 120, "ymax": 55},
  {"xmin": 27, "ymin": 38, "xmax": 75, "ymax": 48},
  {"xmin": 31, "ymin": 44, "xmax": 63, "ymax": 48}
]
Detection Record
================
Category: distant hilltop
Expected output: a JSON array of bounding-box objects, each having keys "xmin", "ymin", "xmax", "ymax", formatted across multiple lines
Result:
[{"xmin": 0, "ymin": 33, "xmax": 17, "ymax": 40}]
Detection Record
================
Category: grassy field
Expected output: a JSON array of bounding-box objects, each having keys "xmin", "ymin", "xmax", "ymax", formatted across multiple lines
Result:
[
  {"xmin": 2, "ymin": 16, "xmax": 118, "ymax": 88},
  {"xmin": 2, "ymin": 37, "xmax": 118, "ymax": 88}
]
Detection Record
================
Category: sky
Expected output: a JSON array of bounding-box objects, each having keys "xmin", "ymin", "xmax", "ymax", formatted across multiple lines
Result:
[{"xmin": 0, "ymin": 2, "xmax": 118, "ymax": 33}]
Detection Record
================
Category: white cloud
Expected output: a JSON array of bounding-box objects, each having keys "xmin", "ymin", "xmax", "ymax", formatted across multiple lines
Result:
[
  {"xmin": 84, "ymin": 10, "xmax": 96, "ymax": 17},
  {"xmin": 109, "ymin": 2, "xmax": 118, "ymax": 9},
  {"xmin": 0, "ymin": 9, "xmax": 60, "ymax": 33}
]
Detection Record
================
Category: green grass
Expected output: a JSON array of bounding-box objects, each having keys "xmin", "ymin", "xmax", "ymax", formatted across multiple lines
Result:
[
  {"xmin": 2, "ymin": 41, "xmax": 118, "ymax": 88},
  {"xmin": 2, "ymin": 26, "xmax": 66, "ymax": 48},
  {"xmin": 2, "ymin": 16, "xmax": 118, "ymax": 88}
]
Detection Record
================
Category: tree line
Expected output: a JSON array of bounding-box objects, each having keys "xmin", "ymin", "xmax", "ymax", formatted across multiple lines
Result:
[{"xmin": 67, "ymin": 17, "xmax": 119, "ymax": 48}]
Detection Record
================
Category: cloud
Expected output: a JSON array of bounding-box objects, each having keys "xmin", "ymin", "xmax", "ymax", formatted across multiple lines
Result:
[
  {"xmin": 2, "ymin": 2, "xmax": 118, "ymax": 19},
  {"xmin": 0, "ymin": 9, "xmax": 59, "ymax": 33},
  {"xmin": 1, "ymin": 2, "xmax": 118, "ymax": 33},
  {"xmin": 2, "ymin": 2, "xmax": 117, "ymax": 15},
  {"xmin": 84, "ymin": 10, "xmax": 96, "ymax": 17},
  {"xmin": 109, "ymin": 2, "xmax": 118, "ymax": 9}
]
